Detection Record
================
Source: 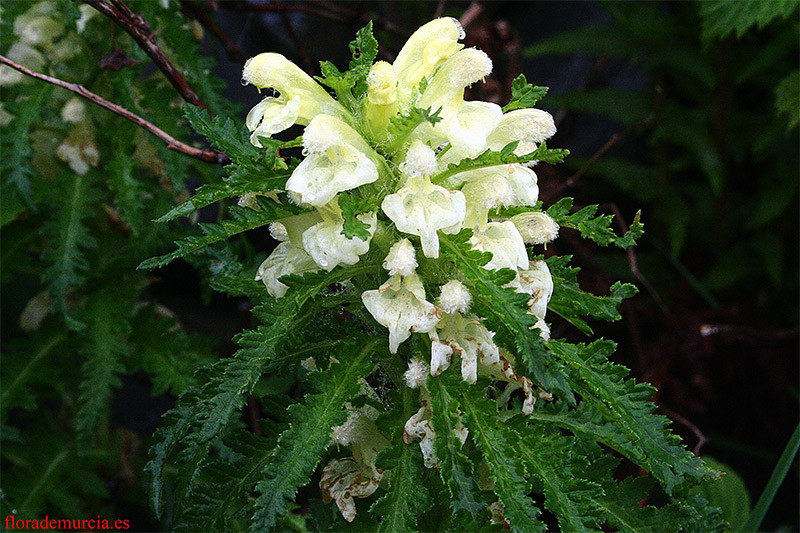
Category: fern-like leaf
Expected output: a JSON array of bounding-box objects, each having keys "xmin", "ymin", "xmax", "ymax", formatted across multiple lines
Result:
[
  {"xmin": 433, "ymin": 142, "xmax": 569, "ymax": 186},
  {"xmin": 547, "ymin": 339, "xmax": 713, "ymax": 494},
  {"xmin": 371, "ymin": 387, "xmax": 432, "ymax": 532},
  {"xmin": 384, "ymin": 107, "xmax": 442, "ymax": 153},
  {"xmin": 40, "ymin": 173, "xmax": 99, "ymax": 318},
  {"xmin": 509, "ymin": 417, "xmax": 604, "ymax": 532},
  {"xmin": 74, "ymin": 284, "xmax": 135, "ymax": 448},
  {"xmin": 250, "ymin": 339, "xmax": 381, "ymax": 530},
  {"xmin": 502, "ymin": 75, "xmax": 549, "ymax": 112},
  {"xmin": 460, "ymin": 383, "xmax": 546, "ymax": 532},
  {"xmin": 547, "ymin": 254, "xmax": 638, "ymax": 335},
  {"xmin": 428, "ymin": 372, "xmax": 484, "ymax": 515},
  {"xmin": 139, "ymin": 198, "xmax": 305, "ymax": 270},
  {"xmin": 146, "ymin": 265, "xmax": 379, "ymax": 515},
  {"xmin": 547, "ymin": 198, "xmax": 644, "ymax": 249}
]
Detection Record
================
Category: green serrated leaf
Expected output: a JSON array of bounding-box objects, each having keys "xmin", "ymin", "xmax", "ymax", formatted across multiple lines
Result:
[
  {"xmin": 433, "ymin": 142, "xmax": 568, "ymax": 186},
  {"xmin": 461, "ymin": 384, "xmax": 545, "ymax": 532},
  {"xmin": 146, "ymin": 264, "xmax": 380, "ymax": 517},
  {"xmin": 250, "ymin": 340, "xmax": 381, "ymax": 531},
  {"xmin": 156, "ymin": 167, "xmax": 291, "ymax": 223},
  {"xmin": 74, "ymin": 284, "xmax": 136, "ymax": 448},
  {"xmin": 183, "ymin": 105, "xmax": 258, "ymax": 164},
  {"xmin": 775, "ymin": 69, "xmax": 799, "ymax": 129},
  {"xmin": 546, "ymin": 339, "xmax": 713, "ymax": 494},
  {"xmin": 548, "ymin": 199, "xmax": 644, "ymax": 249},
  {"xmin": 140, "ymin": 199, "xmax": 306, "ymax": 270},
  {"xmin": 348, "ymin": 21, "xmax": 379, "ymax": 99},
  {"xmin": 699, "ymin": 0, "xmax": 799, "ymax": 42},
  {"xmin": 384, "ymin": 107, "xmax": 442, "ymax": 154},
  {"xmin": 40, "ymin": 173, "xmax": 99, "ymax": 317},
  {"xmin": 428, "ymin": 372, "xmax": 484, "ymax": 516},
  {"xmin": 509, "ymin": 417, "xmax": 604, "ymax": 532},
  {"xmin": 548, "ymin": 255, "xmax": 638, "ymax": 335},
  {"xmin": 338, "ymin": 193, "xmax": 380, "ymax": 240},
  {"xmin": 502, "ymin": 75, "xmax": 549, "ymax": 112}
]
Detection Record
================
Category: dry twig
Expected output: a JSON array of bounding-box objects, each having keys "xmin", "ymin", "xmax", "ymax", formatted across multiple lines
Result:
[
  {"xmin": 83, "ymin": 0, "xmax": 208, "ymax": 110},
  {"xmin": 179, "ymin": 0, "xmax": 248, "ymax": 64},
  {"xmin": 0, "ymin": 55, "xmax": 228, "ymax": 165}
]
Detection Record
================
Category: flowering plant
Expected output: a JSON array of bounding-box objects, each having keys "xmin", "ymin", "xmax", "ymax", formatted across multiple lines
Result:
[{"xmin": 143, "ymin": 19, "xmax": 721, "ymax": 531}]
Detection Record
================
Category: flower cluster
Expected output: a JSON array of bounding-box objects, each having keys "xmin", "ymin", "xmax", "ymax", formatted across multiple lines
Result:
[{"xmin": 243, "ymin": 18, "xmax": 562, "ymax": 521}]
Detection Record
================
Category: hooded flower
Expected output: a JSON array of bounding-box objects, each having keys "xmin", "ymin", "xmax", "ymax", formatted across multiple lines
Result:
[
  {"xmin": 431, "ymin": 312, "xmax": 500, "ymax": 384},
  {"xmin": 286, "ymin": 114, "xmax": 380, "ymax": 206},
  {"xmin": 506, "ymin": 260, "xmax": 553, "ymax": 319},
  {"xmin": 470, "ymin": 221, "xmax": 529, "ymax": 272},
  {"xmin": 382, "ymin": 141, "xmax": 465, "ymax": 258},
  {"xmin": 323, "ymin": 405, "xmax": 388, "ymax": 522},
  {"xmin": 302, "ymin": 201, "xmax": 377, "ymax": 271},
  {"xmin": 416, "ymin": 48, "xmax": 502, "ymax": 157},
  {"xmin": 254, "ymin": 213, "xmax": 322, "ymax": 298},
  {"xmin": 254, "ymin": 242, "xmax": 318, "ymax": 298},
  {"xmin": 242, "ymin": 52, "xmax": 349, "ymax": 146},
  {"xmin": 361, "ymin": 273, "xmax": 440, "ymax": 353},
  {"xmin": 487, "ymin": 108, "xmax": 557, "ymax": 157}
]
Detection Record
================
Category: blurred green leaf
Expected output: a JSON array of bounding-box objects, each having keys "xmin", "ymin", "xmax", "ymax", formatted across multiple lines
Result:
[
  {"xmin": 700, "ymin": 0, "xmax": 799, "ymax": 42},
  {"xmin": 775, "ymin": 70, "xmax": 799, "ymax": 129},
  {"xmin": 694, "ymin": 457, "xmax": 751, "ymax": 532}
]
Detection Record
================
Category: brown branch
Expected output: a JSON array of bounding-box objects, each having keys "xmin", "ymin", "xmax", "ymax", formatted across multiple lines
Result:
[
  {"xmin": 659, "ymin": 404, "xmax": 708, "ymax": 456},
  {"xmin": 83, "ymin": 0, "xmax": 208, "ymax": 110},
  {"xmin": 222, "ymin": 1, "xmax": 350, "ymax": 23},
  {"xmin": 550, "ymin": 110, "xmax": 656, "ymax": 199},
  {"xmin": 0, "ymin": 54, "xmax": 229, "ymax": 165},
  {"xmin": 603, "ymin": 202, "xmax": 674, "ymax": 322},
  {"xmin": 179, "ymin": 0, "xmax": 248, "ymax": 64}
]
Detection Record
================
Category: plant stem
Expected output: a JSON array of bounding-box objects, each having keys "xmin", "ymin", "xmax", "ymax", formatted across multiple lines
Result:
[{"xmin": 743, "ymin": 421, "xmax": 800, "ymax": 532}]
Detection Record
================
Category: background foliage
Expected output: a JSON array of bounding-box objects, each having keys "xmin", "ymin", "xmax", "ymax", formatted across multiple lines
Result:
[{"xmin": 1, "ymin": 1, "xmax": 797, "ymax": 531}]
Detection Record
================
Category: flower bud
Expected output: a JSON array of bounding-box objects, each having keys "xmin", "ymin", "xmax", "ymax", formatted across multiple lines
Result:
[
  {"xmin": 438, "ymin": 280, "xmax": 471, "ymax": 314},
  {"xmin": 398, "ymin": 140, "xmax": 439, "ymax": 178},
  {"xmin": 383, "ymin": 239, "xmax": 418, "ymax": 276},
  {"xmin": 510, "ymin": 212, "xmax": 559, "ymax": 245},
  {"xmin": 404, "ymin": 357, "xmax": 430, "ymax": 389}
]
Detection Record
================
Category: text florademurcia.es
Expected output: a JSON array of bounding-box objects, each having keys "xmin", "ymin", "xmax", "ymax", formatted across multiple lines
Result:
[{"xmin": 4, "ymin": 515, "xmax": 130, "ymax": 530}]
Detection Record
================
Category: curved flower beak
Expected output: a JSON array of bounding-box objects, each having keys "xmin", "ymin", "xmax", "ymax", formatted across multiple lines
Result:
[
  {"xmin": 242, "ymin": 52, "xmax": 349, "ymax": 142},
  {"xmin": 392, "ymin": 17, "xmax": 465, "ymax": 110},
  {"xmin": 487, "ymin": 108, "xmax": 557, "ymax": 157}
]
